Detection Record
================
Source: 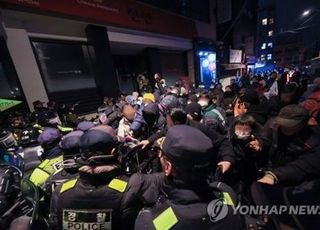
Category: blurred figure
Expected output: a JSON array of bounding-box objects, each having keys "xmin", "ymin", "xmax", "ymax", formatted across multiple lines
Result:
[
  {"xmin": 260, "ymin": 105, "xmax": 319, "ymax": 185},
  {"xmin": 199, "ymin": 92, "xmax": 228, "ymax": 133},
  {"xmin": 154, "ymin": 73, "xmax": 166, "ymax": 95}
]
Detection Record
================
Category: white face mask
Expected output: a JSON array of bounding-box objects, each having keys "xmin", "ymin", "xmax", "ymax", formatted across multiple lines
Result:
[
  {"xmin": 198, "ymin": 100, "xmax": 208, "ymax": 107},
  {"xmin": 234, "ymin": 130, "xmax": 251, "ymax": 140}
]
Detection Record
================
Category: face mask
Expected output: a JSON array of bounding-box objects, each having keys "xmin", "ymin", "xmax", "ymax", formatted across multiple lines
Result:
[
  {"xmin": 234, "ymin": 131, "xmax": 251, "ymax": 140},
  {"xmin": 198, "ymin": 100, "xmax": 209, "ymax": 107}
]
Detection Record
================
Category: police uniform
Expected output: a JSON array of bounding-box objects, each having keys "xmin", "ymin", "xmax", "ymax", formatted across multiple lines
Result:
[
  {"xmin": 44, "ymin": 131, "xmax": 84, "ymax": 202},
  {"xmin": 134, "ymin": 125, "xmax": 242, "ymax": 230},
  {"xmin": 29, "ymin": 128, "xmax": 63, "ymax": 189},
  {"xmin": 50, "ymin": 175, "xmax": 129, "ymax": 230},
  {"xmin": 29, "ymin": 154, "xmax": 63, "ymax": 188},
  {"xmin": 49, "ymin": 126, "xmax": 134, "ymax": 230}
]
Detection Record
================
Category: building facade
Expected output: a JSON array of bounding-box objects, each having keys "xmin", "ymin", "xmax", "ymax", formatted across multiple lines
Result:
[
  {"xmin": 0, "ymin": 0, "xmax": 217, "ymax": 113},
  {"xmin": 256, "ymin": 0, "xmax": 320, "ymax": 69}
]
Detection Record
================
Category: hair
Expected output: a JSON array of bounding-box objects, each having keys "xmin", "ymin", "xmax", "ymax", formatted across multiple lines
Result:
[
  {"xmin": 172, "ymin": 164, "xmax": 211, "ymax": 185},
  {"xmin": 280, "ymin": 82, "xmax": 300, "ymax": 105},
  {"xmin": 199, "ymin": 92, "xmax": 214, "ymax": 106},
  {"xmin": 229, "ymin": 114, "xmax": 258, "ymax": 141},
  {"xmin": 233, "ymin": 114, "xmax": 256, "ymax": 127},
  {"xmin": 170, "ymin": 108, "xmax": 187, "ymax": 125},
  {"xmin": 237, "ymin": 88, "xmax": 247, "ymax": 98},
  {"xmin": 162, "ymin": 154, "xmax": 211, "ymax": 186}
]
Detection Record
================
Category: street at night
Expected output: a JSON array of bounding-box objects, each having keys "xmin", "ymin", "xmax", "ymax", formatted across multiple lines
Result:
[{"xmin": 0, "ymin": 0, "xmax": 320, "ymax": 229}]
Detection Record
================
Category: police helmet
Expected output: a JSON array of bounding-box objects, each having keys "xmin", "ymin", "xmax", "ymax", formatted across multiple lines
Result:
[{"xmin": 0, "ymin": 130, "xmax": 17, "ymax": 149}]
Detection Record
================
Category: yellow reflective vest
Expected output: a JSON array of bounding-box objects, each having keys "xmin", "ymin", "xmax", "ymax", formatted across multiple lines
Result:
[{"xmin": 29, "ymin": 155, "xmax": 64, "ymax": 188}]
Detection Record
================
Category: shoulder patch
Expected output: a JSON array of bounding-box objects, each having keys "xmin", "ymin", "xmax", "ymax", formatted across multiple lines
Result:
[
  {"xmin": 108, "ymin": 178, "xmax": 128, "ymax": 193},
  {"xmin": 222, "ymin": 192, "xmax": 234, "ymax": 206},
  {"xmin": 38, "ymin": 159, "xmax": 50, "ymax": 168},
  {"xmin": 60, "ymin": 179, "xmax": 77, "ymax": 194},
  {"xmin": 153, "ymin": 207, "xmax": 178, "ymax": 230}
]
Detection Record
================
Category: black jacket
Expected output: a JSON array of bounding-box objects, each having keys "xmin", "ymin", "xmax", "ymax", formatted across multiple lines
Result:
[
  {"xmin": 134, "ymin": 179, "xmax": 242, "ymax": 230},
  {"xmin": 187, "ymin": 120, "xmax": 235, "ymax": 164},
  {"xmin": 268, "ymin": 126, "xmax": 320, "ymax": 185},
  {"xmin": 50, "ymin": 172, "xmax": 129, "ymax": 230},
  {"xmin": 50, "ymin": 172, "xmax": 164, "ymax": 230},
  {"xmin": 229, "ymin": 123, "xmax": 270, "ymax": 186},
  {"xmin": 251, "ymin": 179, "xmax": 320, "ymax": 230},
  {"xmin": 121, "ymin": 172, "xmax": 164, "ymax": 228},
  {"xmin": 147, "ymin": 121, "xmax": 235, "ymax": 164}
]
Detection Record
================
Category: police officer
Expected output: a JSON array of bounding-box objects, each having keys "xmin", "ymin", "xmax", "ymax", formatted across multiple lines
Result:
[
  {"xmin": 29, "ymin": 128, "xmax": 63, "ymax": 189},
  {"xmin": 44, "ymin": 130, "xmax": 84, "ymax": 201},
  {"xmin": 0, "ymin": 129, "xmax": 18, "ymax": 150},
  {"xmin": 49, "ymin": 125, "xmax": 130, "ymax": 230},
  {"xmin": 134, "ymin": 125, "xmax": 242, "ymax": 230}
]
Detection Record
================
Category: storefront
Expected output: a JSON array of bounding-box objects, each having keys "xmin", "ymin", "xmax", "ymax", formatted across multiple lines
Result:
[{"xmin": 0, "ymin": 0, "xmax": 216, "ymax": 113}]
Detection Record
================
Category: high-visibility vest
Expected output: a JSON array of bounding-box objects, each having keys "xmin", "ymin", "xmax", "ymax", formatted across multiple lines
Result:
[{"xmin": 29, "ymin": 155, "xmax": 63, "ymax": 187}]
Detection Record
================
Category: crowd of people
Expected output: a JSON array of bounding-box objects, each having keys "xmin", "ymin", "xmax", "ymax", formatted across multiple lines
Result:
[{"xmin": 0, "ymin": 71, "xmax": 320, "ymax": 229}]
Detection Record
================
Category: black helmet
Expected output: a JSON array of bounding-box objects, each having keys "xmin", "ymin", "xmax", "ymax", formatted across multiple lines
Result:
[
  {"xmin": 0, "ymin": 130, "xmax": 17, "ymax": 149},
  {"xmin": 19, "ymin": 127, "xmax": 39, "ymax": 147},
  {"xmin": 60, "ymin": 130, "xmax": 84, "ymax": 174},
  {"xmin": 37, "ymin": 110, "xmax": 61, "ymax": 127},
  {"xmin": 78, "ymin": 125, "xmax": 118, "ymax": 167}
]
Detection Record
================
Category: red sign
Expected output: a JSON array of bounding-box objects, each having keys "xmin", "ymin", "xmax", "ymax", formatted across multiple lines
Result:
[{"xmin": 2, "ymin": 0, "xmax": 196, "ymax": 38}]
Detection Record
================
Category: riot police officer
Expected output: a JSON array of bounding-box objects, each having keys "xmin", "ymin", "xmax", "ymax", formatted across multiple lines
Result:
[
  {"xmin": 0, "ymin": 129, "xmax": 18, "ymax": 151},
  {"xmin": 49, "ymin": 125, "xmax": 130, "ymax": 230},
  {"xmin": 134, "ymin": 125, "xmax": 242, "ymax": 230},
  {"xmin": 29, "ymin": 128, "xmax": 63, "ymax": 189},
  {"xmin": 44, "ymin": 130, "xmax": 84, "ymax": 201}
]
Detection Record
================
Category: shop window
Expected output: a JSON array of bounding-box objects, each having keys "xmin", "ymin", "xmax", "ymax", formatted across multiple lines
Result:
[
  {"xmin": 31, "ymin": 40, "xmax": 96, "ymax": 93},
  {"xmin": 31, "ymin": 39, "xmax": 101, "ymax": 114}
]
